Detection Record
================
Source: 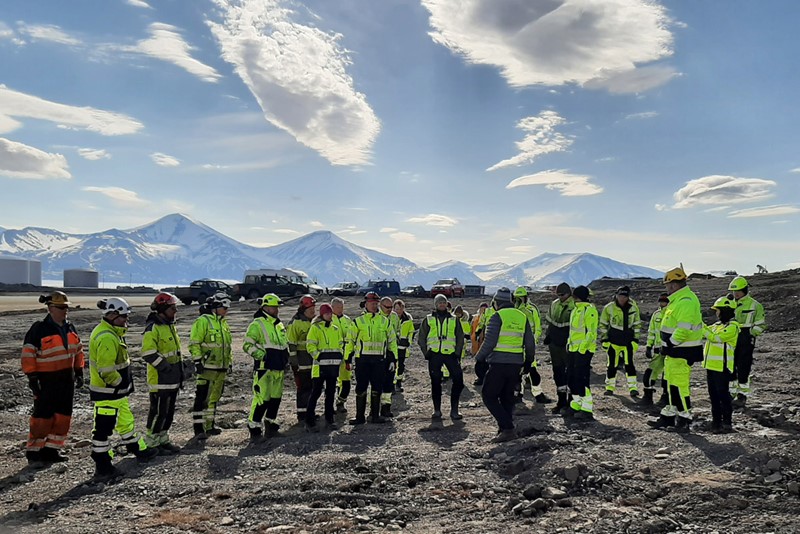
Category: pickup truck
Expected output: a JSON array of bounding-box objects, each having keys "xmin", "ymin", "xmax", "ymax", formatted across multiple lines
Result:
[
  {"xmin": 161, "ymin": 279, "xmax": 233, "ymax": 306},
  {"xmin": 430, "ymin": 278, "xmax": 464, "ymax": 298},
  {"xmin": 231, "ymin": 274, "xmax": 311, "ymax": 301}
]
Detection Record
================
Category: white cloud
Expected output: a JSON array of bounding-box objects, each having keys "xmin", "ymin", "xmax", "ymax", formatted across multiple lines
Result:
[
  {"xmin": 422, "ymin": 0, "xmax": 675, "ymax": 92},
  {"xmin": 727, "ymin": 205, "xmax": 800, "ymax": 219},
  {"xmin": 126, "ymin": 0, "xmax": 152, "ymax": 8},
  {"xmin": 506, "ymin": 169, "xmax": 603, "ymax": 196},
  {"xmin": 487, "ymin": 110, "xmax": 572, "ymax": 171},
  {"xmin": 350, "ymin": 230, "xmax": 367, "ymax": 235},
  {"xmin": 82, "ymin": 186, "xmax": 145, "ymax": 206},
  {"xmin": 0, "ymin": 138, "xmax": 71, "ymax": 179},
  {"xmin": 506, "ymin": 245, "xmax": 533, "ymax": 254},
  {"xmin": 17, "ymin": 24, "xmax": 81, "ymax": 46},
  {"xmin": 380, "ymin": 227, "xmax": 398, "ymax": 233},
  {"xmin": 0, "ymin": 114, "xmax": 22, "ymax": 134},
  {"xmin": 407, "ymin": 214, "xmax": 459, "ymax": 227},
  {"xmin": 150, "ymin": 152, "xmax": 181, "ymax": 167},
  {"xmin": 208, "ymin": 0, "xmax": 380, "ymax": 166},
  {"xmin": 790, "ymin": 167, "xmax": 800, "ymax": 174},
  {"xmin": 389, "ymin": 232, "xmax": 416, "ymax": 243},
  {"xmin": 672, "ymin": 175, "xmax": 775, "ymax": 209},
  {"xmin": 0, "ymin": 22, "xmax": 15, "ymax": 40},
  {"xmin": 309, "ymin": 221, "xmax": 324, "ymax": 228},
  {"xmin": 130, "ymin": 23, "xmax": 221, "ymax": 83},
  {"xmin": 273, "ymin": 228, "xmax": 299, "ymax": 234},
  {"xmin": 0, "ymin": 85, "xmax": 144, "ymax": 136},
  {"xmin": 625, "ymin": 111, "xmax": 659, "ymax": 120},
  {"xmin": 584, "ymin": 65, "xmax": 679, "ymax": 94},
  {"xmin": 78, "ymin": 148, "xmax": 111, "ymax": 161}
]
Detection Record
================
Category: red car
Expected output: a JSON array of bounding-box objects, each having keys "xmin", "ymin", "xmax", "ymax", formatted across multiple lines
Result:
[{"xmin": 430, "ymin": 278, "xmax": 464, "ymax": 298}]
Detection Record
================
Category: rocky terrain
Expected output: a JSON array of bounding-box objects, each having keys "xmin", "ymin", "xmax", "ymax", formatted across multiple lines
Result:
[{"xmin": 0, "ymin": 271, "xmax": 798, "ymax": 533}]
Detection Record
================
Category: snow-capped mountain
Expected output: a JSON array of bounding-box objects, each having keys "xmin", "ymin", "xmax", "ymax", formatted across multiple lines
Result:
[
  {"xmin": 486, "ymin": 252, "xmax": 663, "ymax": 288},
  {"xmin": 0, "ymin": 214, "xmax": 663, "ymax": 288}
]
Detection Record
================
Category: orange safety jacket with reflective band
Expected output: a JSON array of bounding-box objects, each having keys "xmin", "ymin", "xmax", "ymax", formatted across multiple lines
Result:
[{"xmin": 21, "ymin": 315, "xmax": 84, "ymax": 375}]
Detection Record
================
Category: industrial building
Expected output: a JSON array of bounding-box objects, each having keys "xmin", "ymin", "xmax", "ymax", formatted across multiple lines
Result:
[
  {"xmin": 0, "ymin": 256, "xmax": 42, "ymax": 286},
  {"xmin": 64, "ymin": 268, "xmax": 99, "ymax": 288}
]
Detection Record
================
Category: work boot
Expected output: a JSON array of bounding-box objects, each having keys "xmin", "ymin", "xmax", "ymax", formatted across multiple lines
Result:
[
  {"xmin": 395, "ymin": 381, "xmax": 404, "ymax": 393},
  {"xmin": 349, "ymin": 394, "xmax": 367, "ymax": 425},
  {"xmin": 472, "ymin": 378, "xmax": 484, "ymax": 386},
  {"xmin": 248, "ymin": 427, "xmax": 263, "ymax": 444},
  {"xmin": 304, "ymin": 421, "xmax": 319, "ymax": 433},
  {"xmin": 450, "ymin": 410, "xmax": 463, "ymax": 421},
  {"xmin": 491, "ymin": 429, "xmax": 517, "ymax": 443},
  {"xmin": 380, "ymin": 404, "xmax": 394, "ymax": 418},
  {"xmin": 668, "ymin": 416, "xmax": 691, "ymax": 434},
  {"xmin": 91, "ymin": 452, "xmax": 120, "ymax": 482},
  {"xmin": 647, "ymin": 415, "xmax": 675, "ymax": 430},
  {"xmin": 431, "ymin": 410, "xmax": 443, "ymax": 420},
  {"xmin": 265, "ymin": 423, "xmax": 281, "ymax": 438},
  {"xmin": 40, "ymin": 448, "xmax": 69, "ymax": 463},
  {"xmin": 325, "ymin": 421, "xmax": 339, "ymax": 431},
  {"xmin": 710, "ymin": 420, "xmax": 723, "ymax": 434},
  {"xmin": 604, "ymin": 389, "xmax": 614, "ymax": 396},
  {"xmin": 720, "ymin": 423, "xmax": 734, "ymax": 434},
  {"xmin": 657, "ymin": 392, "xmax": 669, "ymax": 406},
  {"xmin": 132, "ymin": 446, "xmax": 159, "ymax": 463},
  {"xmin": 573, "ymin": 411, "xmax": 594, "ymax": 421},
  {"xmin": 514, "ymin": 392, "xmax": 524, "ymax": 404},
  {"xmin": 640, "ymin": 389, "xmax": 654, "ymax": 406},
  {"xmin": 534, "ymin": 393, "xmax": 552, "ymax": 404},
  {"xmin": 336, "ymin": 400, "xmax": 347, "ymax": 414},
  {"xmin": 732, "ymin": 394, "xmax": 747, "ymax": 409},
  {"xmin": 369, "ymin": 393, "xmax": 387, "ymax": 424},
  {"xmin": 158, "ymin": 442, "xmax": 181, "ymax": 455},
  {"xmin": 207, "ymin": 427, "xmax": 222, "ymax": 436},
  {"xmin": 551, "ymin": 392, "xmax": 568, "ymax": 414},
  {"xmin": 629, "ymin": 389, "xmax": 640, "ymax": 398}
]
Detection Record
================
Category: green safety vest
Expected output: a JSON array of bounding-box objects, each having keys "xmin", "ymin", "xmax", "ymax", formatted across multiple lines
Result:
[
  {"xmin": 425, "ymin": 314, "xmax": 458, "ymax": 354},
  {"xmin": 702, "ymin": 321, "xmax": 739, "ymax": 373},
  {"xmin": 243, "ymin": 315, "xmax": 289, "ymax": 371},
  {"xmin": 352, "ymin": 313, "xmax": 397, "ymax": 359},
  {"xmin": 568, "ymin": 302, "xmax": 598, "ymax": 354},
  {"xmin": 494, "ymin": 308, "xmax": 526, "ymax": 353}
]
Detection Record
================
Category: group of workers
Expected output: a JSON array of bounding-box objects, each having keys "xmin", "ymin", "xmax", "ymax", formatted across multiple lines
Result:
[{"xmin": 19, "ymin": 266, "xmax": 765, "ymax": 479}]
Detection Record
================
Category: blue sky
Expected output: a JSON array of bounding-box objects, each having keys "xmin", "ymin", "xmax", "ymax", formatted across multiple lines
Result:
[{"xmin": 1, "ymin": 0, "xmax": 799, "ymax": 274}]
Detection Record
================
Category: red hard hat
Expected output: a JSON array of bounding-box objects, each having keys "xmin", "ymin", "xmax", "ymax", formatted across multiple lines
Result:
[
  {"xmin": 319, "ymin": 303, "xmax": 333, "ymax": 316},
  {"xmin": 363, "ymin": 291, "xmax": 380, "ymax": 302},
  {"xmin": 300, "ymin": 295, "xmax": 316, "ymax": 308},
  {"xmin": 151, "ymin": 292, "xmax": 178, "ymax": 310}
]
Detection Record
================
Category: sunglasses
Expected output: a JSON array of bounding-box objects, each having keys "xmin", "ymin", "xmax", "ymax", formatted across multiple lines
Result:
[
  {"xmin": 50, "ymin": 305, "xmax": 69, "ymax": 310},
  {"xmin": 381, "ymin": 304, "xmax": 392, "ymax": 310}
]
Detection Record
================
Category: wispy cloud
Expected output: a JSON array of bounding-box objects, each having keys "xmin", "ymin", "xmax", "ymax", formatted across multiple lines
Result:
[
  {"xmin": 671, "ymin": 175, "xmax": 775, "ymax": 209},
  {"xmin": 82, "ymin": 186, "xmax": 145, "ymax": 206},
  {"xmin": 585, "ymin": 65, "xmax": 679, "ymax": 94},
  {"xmin": 0, "ymin": 22, "xmax": 14, "ymax": 40},
  {"xmin": 0, "ymin": 85, "xmax": 144, "ymax": 136},
  {"xmin": 309, "ymin": 221, "xmax": 324, "ymax": 228},
  {"xmin": 422, "ymin": 0, "xmax": 675, "ymax": 93},
  {"xmin": 506, "ymin": 169, "xmax": 603, "ymax": 196},
  {"xmin": 128, "ymin": 23, "xmax": 221, "ymax": 83},
  {"xmin": 78, "ymin": 148, "xmax": 111, "ymax": 161},
  {"xmin": 727, "ymin": 205, "xmax": 800, "ymax": 218},
  {"xmin": 150, "ymin": 152, "xmax": 180, "ymax": 167},
  {"xmin": 625, "ymin": 111, "xmax": 659, "ymax": 120},
  {"xmin": 790, "ymin": 167, "xmax": 800, "ymax": 174},
  {"xmin": 487, "ymin": 110, "xmax": 572, "ymax": 171},
  {"xmin": 380, "ymin": 227, "xmax": 398, "ymax": 233},
  {"xmin": 17, "ymin": 23, "xmax": 81, "ymax": 46},
  {"xmin": 0, "ymin": 138, "xmax": 71, "ymax": 179},
  {"xmin": 273, "ymin": 228, "xmax": 299, "ymax": 234},
  {"xmin": 208, "ymin": 0, "xmax": 380, "ymax": 166},
  {"xmin": 506, "ymin": 245, "xmax": 533, "ymax": 254},
  {"xmin": 389, "ymin": 232, "xmax": 416, "ymax": 243},
  {"xmin": 126, "ymin": 0, "xmax": 152, "ymax": 8},
  {"xmin": 407, "ymin": 214, "xmax": 458, "ymax": 227}
]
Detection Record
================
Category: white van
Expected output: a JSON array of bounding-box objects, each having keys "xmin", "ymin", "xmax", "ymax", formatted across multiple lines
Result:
[{"xmin": 243, "ymin": 268, "xmax": 325, "ymax": 295}]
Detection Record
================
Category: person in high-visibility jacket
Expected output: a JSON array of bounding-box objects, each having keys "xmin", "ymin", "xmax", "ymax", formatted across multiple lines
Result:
[
  {"xmin": 419, "ymin": 294, "xmax": 465, "ymax": 421},
  {"xmin": 393, "ymin": 299, "xmax": 415, "ymax": 392},
  {"xmin": 21, "ymin": 291, "xmax": 84, "ymax": 466},
  {"xmin": 567, "ymin": 286, "xmax": 598, "ymax": 421},
  {"xmin": 378, "ymin": 296, "xmax": 402, "ymax": 417},
  {"xmin": 702, "ymin": 297, "xmax": 740, "ymax": 434},
  {"xmin": 473, "ymin": 302, "xmax": 495, "ymax": 386},
  {"xmin": 599, "ymin": 286, "xmax": 642, "ymax": 397},
  {"xmin": 442, "ymin": 305, "xmax": 471, "ymax": 381},
  {"xmin": 470, "ymin": 302, "xmax": 489, "ymax": 356},
  {"xmin": 648, "ymin": 267, "xmax": 704, "ymax": 434},
  {"xmin": 348, "ymin": 292, "xmax": 397, "ymax": 425},
  {"xmin": 89, "ymin": 298, "xmax": 157, "ymax": 480},
  {"xmin": 727, "ymin": 276, "xmax": 766, "ymax": 407},
  {"xmin": 287, "ymin": 295, "xmax": 317, "ymax": 422},
  {"xmin": 189, "ymin": 292, "xmax": 232, "ymax": 439},
  {"xmin": 305, "ymin": 303, "xmax": 345, "ymax": 431},
  {"xmin": 513, "ymin": 286, "xmax": 551, "ymax": 405},
  {"xmin": 141, "ymin": 292, "xmax": 184, "ymax": 454},
  {"xmin": 331, "ymin": 297, "xmax": 355, "ymax": 413},
  {"xmin": 474, "ymin": 288, "xmax": 535, "ymax": 443},
  {"xmin": 642, "ymin": 293, "xmax": 670, "ymax": 406},
  {"xmin": 544, "ymin": 283, "xmax": 575, "ymax": 414},
  {"xmin": 243, "ymin": 294, "xmax": 290, "ymax": 441}
]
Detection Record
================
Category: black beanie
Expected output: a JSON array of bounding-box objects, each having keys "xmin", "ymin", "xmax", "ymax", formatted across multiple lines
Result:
[
  {"xmin": 556, "ymin": 282, "xmax": 571, "ymax": 296},
  {"xmin": 616, "ymin": 285, "xmax": 631, "ymax": 296},
  {"xmin": 573, "ymin": 285, "xmax": 590, "ymax": 301}
]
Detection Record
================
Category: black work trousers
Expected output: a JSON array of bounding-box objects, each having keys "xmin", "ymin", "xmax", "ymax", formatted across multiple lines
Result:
[
  {"xmin": 549, "ymin": 344, "xmax": 570, "ymax": 391},
  {"xmin": 732, "ymin": 334, "xmax": 755, "ymax": 387},
  {"xmin": 428, "ymin": 352, "xmax": 464, "ymax": 411},
  {"xmin": 307, "ymin": 365, "xmax": 340, "ymax": 424},
  {"xmin": 146, "ymin": 389, "xmax": 178, "ymax": 436},
  {"xmin": 567, "ymin": 351, "xmax": 591, "ymax": 398},
  {"xmin": 481, "ymin": 363, "xmax": 522, "ymax": 431},
  {"xmin": 354, "ymin": 356, "xmax": 385, "ymax": 395},
  {"xmin": 707, "ymin": 370, "xmax": 733, "ymax": 425}
]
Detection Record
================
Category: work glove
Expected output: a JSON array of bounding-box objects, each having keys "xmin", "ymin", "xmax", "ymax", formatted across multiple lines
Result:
[
  {"xmin": 424, "ymin": 350, "xmax": 433, "ymax": 361},
  {"xmin": 654, "ymin": 347, "xmax": 660, "ymax": 355},
  {"xmin": 345, "ymin": 362, "xmax": 352, "ymax": 372},
  {"xmin": 74, "ymin": 370, "xmax": 85, "ymax": 389},
  {"xmin": 542, "ymin": 335, "xmax": 551, "ymax": 346},
  {"xmin": 27, "ymin": 373, "xmax": 41, "ymax": 396},
  {"xmin": 194, "ymin": 360, "xmax": 205, "ymax": 375},
  {"xmin": 522, "ymin": 362, "xmax": 533, "ymax": 375},
  {"xmin": 645, "ymin": 346, "xmax": 653, "ymax": 359},
  {"xmin": 387, "ymin": 361, "xmax": 396, "ymax": 373}
]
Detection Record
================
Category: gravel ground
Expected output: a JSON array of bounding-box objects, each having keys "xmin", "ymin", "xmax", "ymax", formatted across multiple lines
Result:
[{"xmin": 0, "ymin": 273, "xmax": 798, "ymax": 533}]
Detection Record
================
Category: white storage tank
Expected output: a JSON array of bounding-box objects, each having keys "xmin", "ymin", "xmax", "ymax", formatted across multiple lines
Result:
[
  {"xmin": 0, "ymin": 256, "xmax": 42, "ymax": 285},
  {"xmin": 64, "ymin": 268, "xmax": 99, "ymax": 288}
]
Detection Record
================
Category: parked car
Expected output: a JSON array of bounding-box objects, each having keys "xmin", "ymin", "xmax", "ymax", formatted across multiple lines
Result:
[
  {"xmin": 160, "ymin": 279, "xmax": 233, "ymax": 306},
  {"xmin": 329, "ymin": 281, "xmax": 360, "ymax": 296},
  {"xmin": 356, "ymin": 279, "xmax": 401, "ymax": 297},
  {"xmin": 231, "ymin": 274, "xmax": 311, "ymax": 301},
  {"xmin": 401, "ymin": 285, "xmax": 429, "ymax": 298},
  {"xmin": 430, "ymin": 278, "xmax": 464, "ymax": 298}
]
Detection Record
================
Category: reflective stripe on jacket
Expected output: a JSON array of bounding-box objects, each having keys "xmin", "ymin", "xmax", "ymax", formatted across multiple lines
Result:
[
  {"xmin": 89, "ymin": 320, "xmax": 133, "ymax": 401},
  {"xmin": 243, "ymin": 313, "xmax": 290, "ymax": 371},
  {"xmin": 734, "ymin": 295, "xmax": 766, "ymax": 336},
  {"xmin": 568, "ymin": 302, "xmax": 598, "ymax": 354},
  {"xmin": 660, "ymin": 285, "xmax": 704, "ymax": 361},
  {"xmin": 646, "ymin": 308, "xmax": 664, "ymax": 348},
  {"xmin": 599, "ymin": 299, "xmax": 641, "ymax": 346},
  {"xmin": 425, "ymin": 314, "xmax": 458, "ymax": 354},
  {"xmin": 21, "ymin": 315, "xmax": 84, "ymax": 375},
  {"xmin": 142, "ymin": 315, "xmax": 182, "ymax": 390},
  {"xmin": 546, "ymin": 297, "xmax": 575, "ymax": 346},
  {"xmin": 189, "ymin": 313, "xmax": 232, "ymax": 371},
  {"xmin": 702, "ymin": 321, "xmax": 739, "ymax": 373},
  {"xmin": 351, "ymin": 312, "xmax": 397, "ymax": 360}
]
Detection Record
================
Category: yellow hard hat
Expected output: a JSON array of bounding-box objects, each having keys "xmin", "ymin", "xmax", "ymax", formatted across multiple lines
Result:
[
  {"xmin": 711, "ymin": 296, "xmax": 735, "ymax": 310},
  {"xmin": 663, "ymin": 266, "xmax": 687, "ymax": 283},
  {"xmin": 260, "ymin": 293, "xmax": 283, "ymax": 307},
  {"xmin": 39, "ymin": 291, "xmax": 71, "ymax": 306},
  {"xmin": 728, "ymin": 276, "xmax": 748, "ymax": 292}
]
